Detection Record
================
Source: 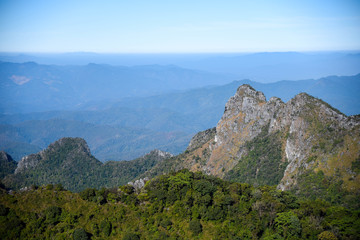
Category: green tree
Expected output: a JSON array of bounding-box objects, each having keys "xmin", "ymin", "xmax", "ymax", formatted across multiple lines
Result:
[
  {"xmin": 318, "ymin": 231, "xmax": 338, "ymax": 240},
  {"xmin": 274, "ymin": 211, "xmax": 301, "ymax": 239},
  {"xmin": 189, "ymin": 219, "xmax": 203, "ymax": 235},
  {"xmin": 73, "ymin": 228, "xmax": 89, "ymax": 240}
]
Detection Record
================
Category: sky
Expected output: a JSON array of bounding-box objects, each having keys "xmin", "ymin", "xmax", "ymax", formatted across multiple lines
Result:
[{"xmin": 0, "ymin": 0, "xmax": 359, "ymax": 53}]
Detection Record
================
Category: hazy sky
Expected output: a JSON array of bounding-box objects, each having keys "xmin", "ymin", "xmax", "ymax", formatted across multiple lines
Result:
[{"xmin": 1, "ymin": 0, "xmax": 359, "ymax": 53}]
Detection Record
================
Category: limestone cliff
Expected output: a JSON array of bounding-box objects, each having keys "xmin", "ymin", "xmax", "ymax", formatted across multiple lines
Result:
[{"xmin": 182, "ymin": 84, "xmax": 360, "ymax": 194}]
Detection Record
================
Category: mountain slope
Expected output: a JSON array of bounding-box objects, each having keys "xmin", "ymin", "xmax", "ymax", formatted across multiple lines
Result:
[
  {"xmin": 146, "ymin": 85, "xmax": 360, "ymax": 207},
  {"xmin": 0, "ymin": 151, "xmax": 17, "ymax": 179},
  {"xmin": 1, "ymin": 74, "xmax": 359, "ymax": 162},
  {"xmin": 2, "ymin": 138, "xmax": 172, "ymax": 191}
]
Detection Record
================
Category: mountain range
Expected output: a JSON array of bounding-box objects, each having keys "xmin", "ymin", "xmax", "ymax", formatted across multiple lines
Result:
[
  {"xmin": 1, "ymin": 51, "xmax": 360, "ymax": 82},
  {"xmin": 1, "ymin": 72, "xmax": 359, "ymax": 162},
  {"xmin": 2, "ymin": 85, "xmax": 359, "ymax": 210}
]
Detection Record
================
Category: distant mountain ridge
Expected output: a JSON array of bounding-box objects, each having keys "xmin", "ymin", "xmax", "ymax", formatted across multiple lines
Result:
[
  {"xmin": 2, "ymin": 137, "xmax": 172, "ymax": 192},
  {"xmin": 2, "ymin": 84, "xmax": 360, "ymax": 208},
  {"xmin": 1, "ymin": 51, "xmax": 359, "ymax": 82},
  {"xmin": 1, "ymin": 73, "xmax": 359, "ymax": 162},
  {"xmin": 0, "ymin": 61, "xmax": 234, "ymax": 114}
]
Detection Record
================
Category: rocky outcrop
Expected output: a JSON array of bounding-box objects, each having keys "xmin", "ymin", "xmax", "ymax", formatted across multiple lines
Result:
[
  {"xmin": 0, "ymin": 151, "xmax": 17, "ymax": 179},
  {"xmin": 144, "ymin": 149, "xmax": 173, "ymax": 160},
  {"xmin": 186, "ymin": 127, "xmax": 216, "ymax": 152},
  {"xmin": 15, "ymin": 137, "xmax": 92, "ymax": 174},
  {"xmin": 184, "ymin": 84, "xmax": 359, "ymax": 192},
  {"xmin": 128, "ymin": 177, "xmax": 149, "ymax": 193}
]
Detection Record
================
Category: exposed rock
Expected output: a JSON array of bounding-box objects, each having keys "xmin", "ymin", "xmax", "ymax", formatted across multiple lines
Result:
[
  {"xmin": 187, "ymin": 127, "xmax": 216, "ymax": 152},
  {"xmin": 182, "ymin": 84, "xmax": 359, "ymax": 192},
  {"xmin": 15, "ymin": 137, "xmax": 92, "ymax": 174},
  {"xmin": 0, "ymin": 151, "xmax": 17, "ymax": 178},
  {"xmin": 128, "ymin": 177, "xmax": 149, "ymax": 193},
  {"xmin": 145, "ymin": 149, "xmax": 173, "ymax": 159}
]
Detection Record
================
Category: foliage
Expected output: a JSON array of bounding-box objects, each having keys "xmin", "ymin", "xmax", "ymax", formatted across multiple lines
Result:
[
  {"xmin": 73, "ymin": 228, "xmax": 90, "ymax": 240},
  {"xmin": 225, "ymin": 124, "xmax": 287, "ymax": 186},
  {"xmin": 274, "ymin": 211, "xmax": 301, "ymax": 239},
  {"xmin": 0, "ymin": 169, "xmax": 359, "ymax": 239},
  {"xmin": 3, "ymin": 139, "xmax": 171, "ymax": 192},
  {"xmin": 318, "ymin": 231, "xmax": 338, "ymax": 240},
  {"xmin": 189, "ymin": 219, "xmax": 202, "ymax": 235},
  {"xmin": 293, "ymin": 170, "xmax": 359, "ymax": 210}
]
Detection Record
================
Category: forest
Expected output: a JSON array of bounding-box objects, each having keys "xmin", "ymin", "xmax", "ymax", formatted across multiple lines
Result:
[{"xmin": 0, "ymin": 169, "xmax": 358, "ymax": 239}]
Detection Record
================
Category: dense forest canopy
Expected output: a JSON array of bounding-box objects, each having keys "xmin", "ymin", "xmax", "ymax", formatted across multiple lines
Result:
[{"xmin": 0, "ymin": 170, "xmax": 359, "ymax": 239}]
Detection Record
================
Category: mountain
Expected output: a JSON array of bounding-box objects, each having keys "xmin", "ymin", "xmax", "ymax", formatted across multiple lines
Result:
[
  {"xmin": 0, "ymin": 119, "xmax": 190, "ymax": 161},
  {"xmin": 145, "ymin": 85, "xmax": 360, "ymax": 208},
  {"xmin": 2, "ymin": 138, "xmax": 172, "ymax": 192},
  {"xmin": 0, "ymin": 61, "xmax": 234, "ymax": 114},
  {"xmin": 1, "ymin": 74, "xmax": 359, "ymax": 162},
  {"xmin": 1, "ymin": 51, "xmax": 360, "ymax": 82},
  {"xmin": 2, "ymin": 85, "xmax": 360, "ymax": 206},
  {"xmin": 0, "ymin": 151, "xmax": 17, "ymax": 179}
]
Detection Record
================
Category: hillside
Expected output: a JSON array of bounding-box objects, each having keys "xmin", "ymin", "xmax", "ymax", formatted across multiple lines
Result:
[
  {"xmin": 1, "ymin": 74, "xmax": 359, "ymax": 162},
  {"xmin": 2, "ymin": 138, "xmax": 172, "ymax": 192},
  {"xmin": 2, "ymin": 84, "xmax": 360, "ymax": 208},
  {"xmin": 144, "ymin": 85, "xmax": 360, "ymax": 208},
  {"xmin": 1, "ymin": 169, "xmax": 359, "ymax": 239},
  {"xmin": 0, "ymin": 151, "xmax": 17, "ymax": 179}
]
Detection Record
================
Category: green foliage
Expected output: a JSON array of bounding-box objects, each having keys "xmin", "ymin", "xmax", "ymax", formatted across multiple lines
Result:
[
  {"xmin": 0, "ymin": 152, "xmax": 17, "ymax": 179},
  {"xmin": 3, "ymin": 139, "xmax": 173, "ymax": 192},
  {"xmin": 189, "ymin": 219, "xmax": 202, "ymax": 235},
  {"xmin": 100, "ymin": 220, "xmax": 112, "ymax": 236},
  {"xmin": 43, "ymin": 206, "xmax": 62, "ymax": 225},
  {"xmin": 293, "ymin": 169, "xmax": 359, "ymax": 209},
  {"xmin": 318, "ymin": 231, "xmax": 338, "ymax": 240},
  {"xmin": 274, "ymin": 211, "xmax": 301, "ymax": 239},
  {"xmin": 123, "ymin": 233, "xmax": 140, "ymax": 240},
  {"xmin": 0, "ymin": 169, "xmax": 358, "ymax": 240},
  {"xmin": 225, "ymin": 124, "xmax": 287, "ymax": 186},
  {"xmin": 73, "ymin": 228, "xmax": 90, "ymax": 240}
]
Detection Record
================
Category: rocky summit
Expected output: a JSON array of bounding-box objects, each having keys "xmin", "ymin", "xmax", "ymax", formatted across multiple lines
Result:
[{"xmin": 180, "ymin": 84, "xmax": 359, "ymax": 202}]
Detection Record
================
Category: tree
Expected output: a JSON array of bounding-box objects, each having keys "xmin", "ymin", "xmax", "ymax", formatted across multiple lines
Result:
[
  {"xmin": 73, "ymin": 228, "xmax": 89, "ymax": 240},
  {"xmin": 274, "ymin": 211, "xmax": 301, "ymax": 239},
  {"xmin": 318, "ymin": 231, "xmax": 338, "ymax": 240},
  {"xmin": 189, "ymin": 219, "xmax": 203, "ymax": 235}
]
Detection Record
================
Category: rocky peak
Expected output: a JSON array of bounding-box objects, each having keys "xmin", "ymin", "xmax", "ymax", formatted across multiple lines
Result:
[
  {"xmin": 187, "ymin": 84, "xmax": 360, "ymax": 193},
  {"xmin": 47, "ymin": 137, "xmax": 92, "ymax": 156},
  {"xmin": 0, "ymin": 151, "xmax": 13, "ymax": 163},
  {"xmin": 0, "ymin": 151, "xmax": 17, "ymax": 178},
  {"xmin": 15, "ymin": 137, "xmax": 93, "ymax": 174}
]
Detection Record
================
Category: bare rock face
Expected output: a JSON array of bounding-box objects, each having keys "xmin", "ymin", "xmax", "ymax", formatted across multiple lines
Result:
[
  {"xmin": 187, "ymin": 127, "xmax": 216, "ymax": 152},
  {"xmin": 186, "ymin": 84, "xmax": 360, "ymax": 191}
]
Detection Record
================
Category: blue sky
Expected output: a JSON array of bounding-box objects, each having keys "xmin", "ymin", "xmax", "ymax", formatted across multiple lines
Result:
[{"xmin": 0, "ymin": 0, "xmax": 359, "ymax": 53}]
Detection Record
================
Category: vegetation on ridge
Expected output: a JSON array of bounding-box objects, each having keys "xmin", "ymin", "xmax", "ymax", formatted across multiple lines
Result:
[{"xmin": 1, "ymin": 169, "xmax": 359, "ymax": 239}]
